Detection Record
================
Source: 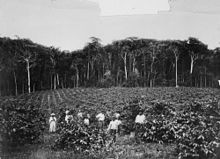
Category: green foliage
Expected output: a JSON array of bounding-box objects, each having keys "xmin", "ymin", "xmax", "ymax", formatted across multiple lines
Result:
[
  {"xmin": 54, "ymin": 119, "xmax": 107, "ymax": 153},
  {"xmin": 120, "ymin": 99, "xmax": 141, "ymax": 133},
  {"xmin": 0, "ymin": 96, "xmax": 47, "ymax": 147},
  {"xmin": 97, "ymin": 75, "xmax": 115, "ymax": 88},
  {"xmin": 122, "ymin": 72, "xmax": 140, "ymax": 87},
  {"xmin": 1, "ymin": 36, "xmax": 220, "ymax": 96},
  {"xmin": 134, "ymin": 101, "xmax": 220, "ymax": 159},
  {"xmin": 1, "ymin": 87, "xmax": 220, "ymax": 159}
]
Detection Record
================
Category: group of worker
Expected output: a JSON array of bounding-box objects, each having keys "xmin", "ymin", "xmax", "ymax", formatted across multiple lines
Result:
[{"xmin": 49, "ymin": 108, "xmax": 146, "ymax": 142}]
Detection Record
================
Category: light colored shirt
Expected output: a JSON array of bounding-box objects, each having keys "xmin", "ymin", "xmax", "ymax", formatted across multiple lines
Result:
[
  {"xmin": 84, "ymin": 118, "xmax": 89, "ymax": 125},
  {"xmin": 65, "ymin": 114, "xmax": 73, "ymax": 123},
  {"xmin": 77, "ymin": 112, "xmax": 83, "ymax": 118},
  {"xmin": 107, "ymin": 119, "xmax": 122, "ymax": 131},
  {"xmin": 218, "ymin": 80, "xmax": 220, "ymax": 86},
  {"xmin": 96, "ymin": 113, "xmax": 105, "ymax": 121},
  {"xmin": 135, "ymin": 114, "xmax": 146, "ymax": 124},
  {"xmin": 49, "ymin": 117, "xmax": 56, "ymax": 123}
]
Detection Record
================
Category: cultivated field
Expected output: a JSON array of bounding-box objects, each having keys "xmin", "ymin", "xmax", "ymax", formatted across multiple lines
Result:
[{"xmin": 1, "ymin": 87, "xmax": 220, "ymax": 159}]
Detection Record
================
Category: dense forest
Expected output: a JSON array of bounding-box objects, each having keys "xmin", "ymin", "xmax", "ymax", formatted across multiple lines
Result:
[{"xmin": 0, "ymin": 36, "xmax": 220, "ymax": 96}]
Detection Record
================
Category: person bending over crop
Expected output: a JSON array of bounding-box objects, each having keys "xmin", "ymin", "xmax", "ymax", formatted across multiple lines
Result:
[
  {"xmin": 107, "ymin": 116, "xmax": 122, "ymax": 142},
  {"xmin": 49, "ymin": 113, "xmax": 57, "ymax": 133}
]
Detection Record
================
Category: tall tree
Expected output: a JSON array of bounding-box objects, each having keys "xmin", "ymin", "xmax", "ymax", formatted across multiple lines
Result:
[
  {"xmin": 15, "ymin": 38, "xmax": 37, "ymax": 93},
  {"xmin": 167, "ymin": 40, "xmax": 184, "ymax": 88},
  {"xmin": 186, "ymin": 37, "xmax": 208, "ymax": 74}
]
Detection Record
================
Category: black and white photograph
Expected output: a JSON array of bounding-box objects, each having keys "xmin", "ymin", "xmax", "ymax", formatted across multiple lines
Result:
[{"xmin": 0, "ymin": 0, "xmax": 220, "ymax": 158}]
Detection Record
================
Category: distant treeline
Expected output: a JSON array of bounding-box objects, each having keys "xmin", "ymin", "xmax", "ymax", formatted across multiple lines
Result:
[{"xmin": 0, "ymin": 36, "xmax": 220, "ymax": 96}]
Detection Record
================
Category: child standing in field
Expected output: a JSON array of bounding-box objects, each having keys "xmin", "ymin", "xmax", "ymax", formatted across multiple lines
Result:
[{"xmin": 49, "ymin": 113, "xmax": 57, "ymax": 133}]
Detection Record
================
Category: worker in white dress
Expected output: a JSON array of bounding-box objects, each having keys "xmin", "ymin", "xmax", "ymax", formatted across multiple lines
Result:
[{"xmin": 49, "ymin": 113, "xmax": 57, "ymax": 133}]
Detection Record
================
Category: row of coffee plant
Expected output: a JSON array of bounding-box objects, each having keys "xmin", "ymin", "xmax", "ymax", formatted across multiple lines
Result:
[{"xmin": 0, "ymin": 95, "xmax": 47, "ymax": 148}]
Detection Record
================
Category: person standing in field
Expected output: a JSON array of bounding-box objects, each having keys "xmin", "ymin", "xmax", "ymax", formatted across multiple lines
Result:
[
  {"xmin": 65, "ymin": 110, "xmax": 73, "ymax": 124},
  {"xmin": 77, "ymin": 109, "xmax": 83, "ymax": 119},
  {"xmin": 84, "ymin": 113, "xmax": 90, "ymax": 126},
  {"xmin": 133, "ymin": 110, "xmax": 146, "ymax": 139},
  {"xmin": 134, "ymin": 110, "xmax": 146, "ymax": 132},
  {"xmin": 96, "ymin": 111, "xmax": 105, "ymax": 128},
  {"xmin": 107, "ymin": 116, "xmax": 122, "ymax": 142},
  {"xmin": 135, "ymin": 110, "xmax": 146, "ymax": 124},
  {"xmin": 49, "ymin": 113, "xmax": 57, "ymax": 133}
]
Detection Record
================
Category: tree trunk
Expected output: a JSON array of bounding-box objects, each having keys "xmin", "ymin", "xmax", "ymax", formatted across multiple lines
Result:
[
  {"xmin": 123, "ymin": 52, "xmax": 128, "ymax": 80},
  {"xmin": 64, "ymin": 73, "xmax": 67, "ymax": 88},
  {"xmin": 128, "ymin": 55, "xmax": 132, "ymax": 76},
  {"xmin": 190, "ymin": 56, "xmax": 194, "ymax": 87},
  {"xmin": 61, "ymin": 79, "xmax": 64, "ymax": 89},
  {"xmin": 200, "ymin": 75, "xmax": 202, "ymax": 87},
  {"xmin": 13, "ymin": 70, "xmax": 18, "ymax": 96},
  {"xmin": 22, "ymin": 81, "xmax": 25, "ymax": 94},
  {"xmin": 150, "ymin": 79, "xmax": 153, "ymax": 87},
  {"xmin": 133, "ymin": 56, "xmax": 136, "ymax": 72},
  {"xmin": 26, "ymin": 60, "xmax": 31, "ymax": 93},
  {"xmin": 102, "ymin": 63, "xmax": 105, "ymax": 79},
  {"xmin": 143, "ymin": 54, "xmax": 146, "ymax": 87},
  {"xmin": 174, "ymin": 52, "xmax": 179, "ymax": 88},
  {"xmin": 153, "ymin": 72, "xmax": 157, "ymax": 87},
  {"xmin": 108, "ymin": 53, "xmax": 112, "ymax": 70},
  {"xmin": 87, "ymin": 62, "xmax": 90, "ymax": 80},
  {"xmin": 51, "ymin": 74, "xmax": 53, "ymax": 90},
  {"xmin": 204, "ymin": 67, "xmax": 207, "ymax": 87},
  {"xmin": 76, "ymin": 66, "xmax": 79, "ymax": 87},
  {"xmin": 54, "ymin": 74, "xmax": 56, "ymax": 90},
  {"xmin": 56, "ymin": 73, "xmax": 60, "ymax": 87},
  {"xmin": 150, "ymin": 57, "xmax": 155, "ymax": 88},
  {"xmin": 190, "ymin": 56, "xmax": 194, "ymax": 74},
  {"xmin": 33, "ymin": 83, "xmax": 35, "ymax": 93},
  {"xmin": 116, "ymin": 68, "xmax": 119, "ymax": 86}
]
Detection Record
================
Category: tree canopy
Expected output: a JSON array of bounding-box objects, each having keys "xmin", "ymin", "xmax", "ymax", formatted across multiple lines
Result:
[{"xmin": 0, "ymin": 36, "xmax": 219, "ymax": 96}]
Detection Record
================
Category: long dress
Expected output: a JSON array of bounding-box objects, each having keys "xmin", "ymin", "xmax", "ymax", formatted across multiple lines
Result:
[{"xmin": 49, "ymin": 116, "xmax": 57, "ymax": 132}]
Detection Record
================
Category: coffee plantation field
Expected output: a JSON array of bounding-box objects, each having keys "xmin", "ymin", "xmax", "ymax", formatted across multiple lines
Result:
[{"xmin": 1, "ymin": 87, "xmax": 220, "ymax": 159}]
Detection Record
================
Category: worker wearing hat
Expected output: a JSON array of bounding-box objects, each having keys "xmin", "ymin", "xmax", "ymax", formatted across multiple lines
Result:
[{"xmin": 49, "ymin": 113, "xmax": 57, "ymax": 133}]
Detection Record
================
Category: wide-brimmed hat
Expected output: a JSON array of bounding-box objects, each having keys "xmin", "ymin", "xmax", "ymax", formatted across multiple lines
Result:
[
  {"xmin": 51, "ymin": 113, "xmax": 55, "ymax": 116},
  {"xmin": 65, "ymin": 110, "xmax": 70, "ymax": 114}
]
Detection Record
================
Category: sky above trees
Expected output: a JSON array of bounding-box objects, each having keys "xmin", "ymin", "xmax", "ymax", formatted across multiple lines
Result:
[{"xmin": 0, "ymin": 0, "xmax": 220, "ymax": 50}]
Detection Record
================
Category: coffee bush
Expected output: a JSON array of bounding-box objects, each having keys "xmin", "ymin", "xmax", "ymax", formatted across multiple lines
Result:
[{"xmin": 0, "ymin": 97, "xmax": 46, "ymax": 147}]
